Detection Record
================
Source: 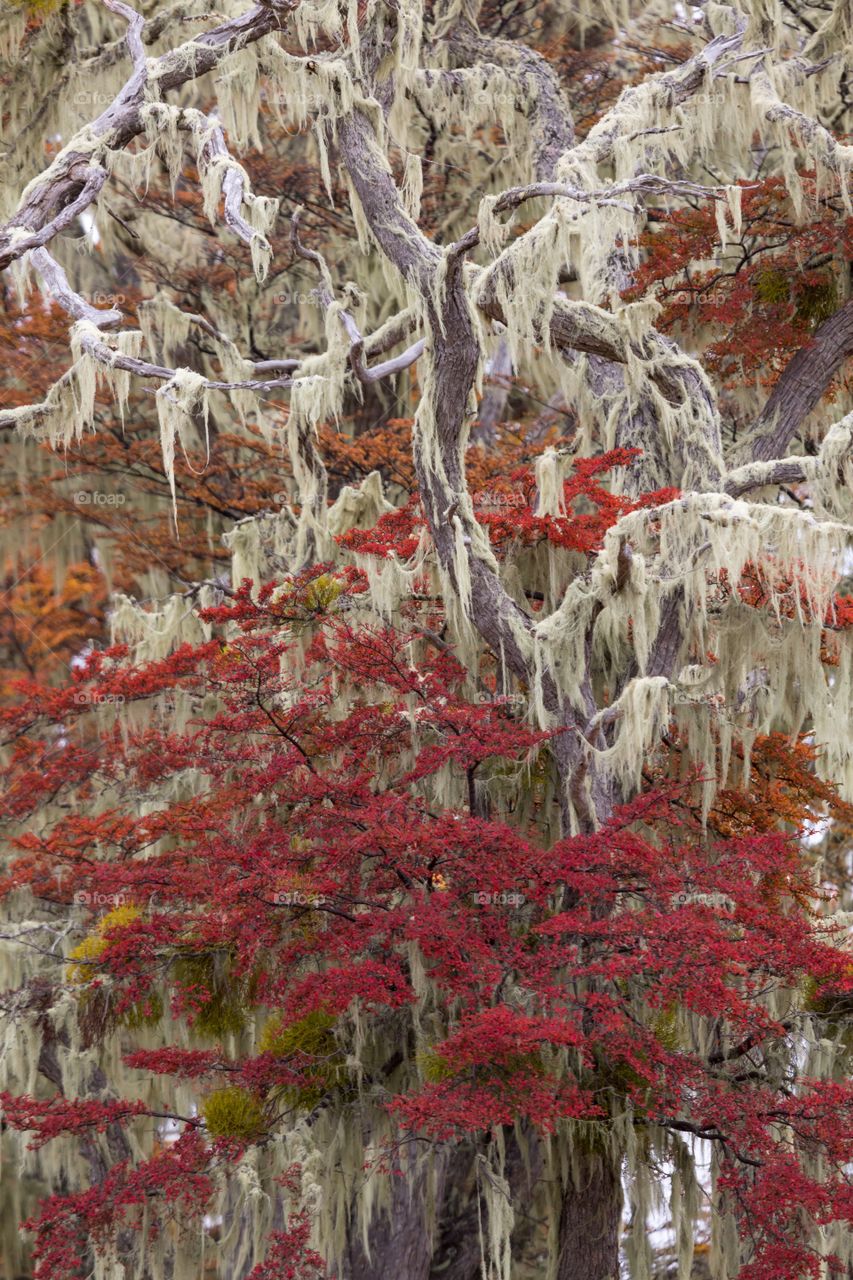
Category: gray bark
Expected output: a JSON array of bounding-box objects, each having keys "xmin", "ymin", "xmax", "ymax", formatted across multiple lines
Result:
[
  {"xmin": 337, "ymin": 1148, "xmax": 449, "ymax": 1280},
  {"xmin": 473, "ymin": 338, "xmax": 513, "ymax": 444},
  {"xmin": 749, "ymin": 298, "xmax": 853, "ymax": 463},
  {"xmin": 556, "ymin": 1149, "xmax": 623, "ymax": 1280}
]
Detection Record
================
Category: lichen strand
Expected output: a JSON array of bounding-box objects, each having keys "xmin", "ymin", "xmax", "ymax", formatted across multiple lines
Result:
[{"xmin": 155, "ymin": 367, "xmax": 210, "ymax": 522}]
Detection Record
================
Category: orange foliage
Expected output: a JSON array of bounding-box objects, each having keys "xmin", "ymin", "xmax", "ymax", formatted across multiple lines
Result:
[
  {"xmin": 703, "ymin": 734, "xmax": 851, "ymax": 838},
  {"xmin": 0, "ymin": 562, "xmax": 106, "ymax": 688}
]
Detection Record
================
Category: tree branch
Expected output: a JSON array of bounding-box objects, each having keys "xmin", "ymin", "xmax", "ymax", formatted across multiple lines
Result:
[
  {"xmin": 0, "ymin": 0, "xmax": 299, "ymax": 270},
  {"xmin": 747, "ymin": 300, "xmax": 853, "ymax": 463}
]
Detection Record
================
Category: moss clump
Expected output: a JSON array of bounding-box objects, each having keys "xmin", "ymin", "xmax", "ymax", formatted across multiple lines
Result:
[
  {"xmin": 754, "ymin": 268, "xmax": 837, "ymax": 330},
  {"xmin": 66, "ymin": 933, "xmax": 107, "ymax": 984},
  {"xmin": 418, "ymin": 1045, "xmax": 547, "ymax": 1085},
  {"xmin": 66, "ymin": 905, "xmax": 142, "ymax": 983},
  {"xmin": 259, "ymin": 1008, "xmax": 348, "ymax": 1107},
  {"xmin": 590, "ymin": 1044, "xmax": 656, "ymax": 1115},
  {"xmin": 259, "ymin": 1007, "xmax": 338, "ymax": 1057},
  {"xmin": 802, "ymin": 977, "xmax": 853, "ymax": 1060},
  {"xmin": 303, "ymin": 573, "xmax": 343, "ymax": 612},
  {"xmin": 119, "ymin": 991, "xmax": 164, "ymax": 1030},
  {"xmin": 172, "ymin": 954, "xmax": 249, "ymax": 1039},
  {"xmin": 794, "ymin": 276, "xmax": 837, "ymax": 327},
  {"xmin": 417, "ymin": 1050, "xmax": 454, "ymax": 1083},
  {"xmin": 754, "ymin": 268, "xmax": 790, "ymax": 305},
  {"xmin": 803, "ymin": 975, "xmax": 853, "ymax": 1021},
  {"xmin": 99, "ymin": 905, "xmax": 142, "ymax": 935},
  {"xmin": 202, "ymin": 1087, "xmax": 265, "ymax": 1141},
  {"xmin": 651, "ymin": 1004, "xmax": 680, "ymax": 1051}
]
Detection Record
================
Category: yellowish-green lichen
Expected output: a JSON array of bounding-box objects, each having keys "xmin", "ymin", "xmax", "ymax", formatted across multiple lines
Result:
[
  {"xmin": 202, "ymin": 1086, "xmax": 266, "ymax": 1141},
  {"xmin": 259, "ymin": 1008, "xmax": 349, "ymax": 1107}
]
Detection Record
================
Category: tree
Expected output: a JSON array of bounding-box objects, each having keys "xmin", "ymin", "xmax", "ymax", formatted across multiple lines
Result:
[{"xmin": 1, "ymin": 0, "xmax": 852, "ymax": 1277}]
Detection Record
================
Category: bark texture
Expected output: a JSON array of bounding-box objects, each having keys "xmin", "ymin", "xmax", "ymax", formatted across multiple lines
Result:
[{"xmin": 556, "ymin": 1150, "xmax": 623, "ymax": 1280}]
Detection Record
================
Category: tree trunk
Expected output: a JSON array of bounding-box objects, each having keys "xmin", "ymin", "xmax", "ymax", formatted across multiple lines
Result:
[
  {"xmin": 337, "ymin": 1147, "xmax": 448, "ymax": 1280},
  {"xmin": 428, "ymin": 1127, "xmax": 544, "ymax": 1280},
  {"xmin": 556, "ymin": 1148, "xmax": 622, "ymax": 1280}
]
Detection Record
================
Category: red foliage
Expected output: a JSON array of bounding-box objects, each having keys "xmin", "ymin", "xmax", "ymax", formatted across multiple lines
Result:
[
  {"xmin": 1, "ymin": 569, "xmax": 851, "ymax": 1279},
  {"xmin": 338, "ymin": 449, "xmax": 680, "ymax": 561},
  {"xmin": 245, "ymin": 1217, "xmax": 326, "ymax": 1279},
  {"xmin": 23, "ymin": 1131, "xmax": 213, "ymax": 1280},
  {"xmin": 626, "ymin": 172, "xmax": 853, "ymax": 393},
  {"xmin": 0, "ymin": 1094, "xmax": 148, "ymax": 1149}
]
